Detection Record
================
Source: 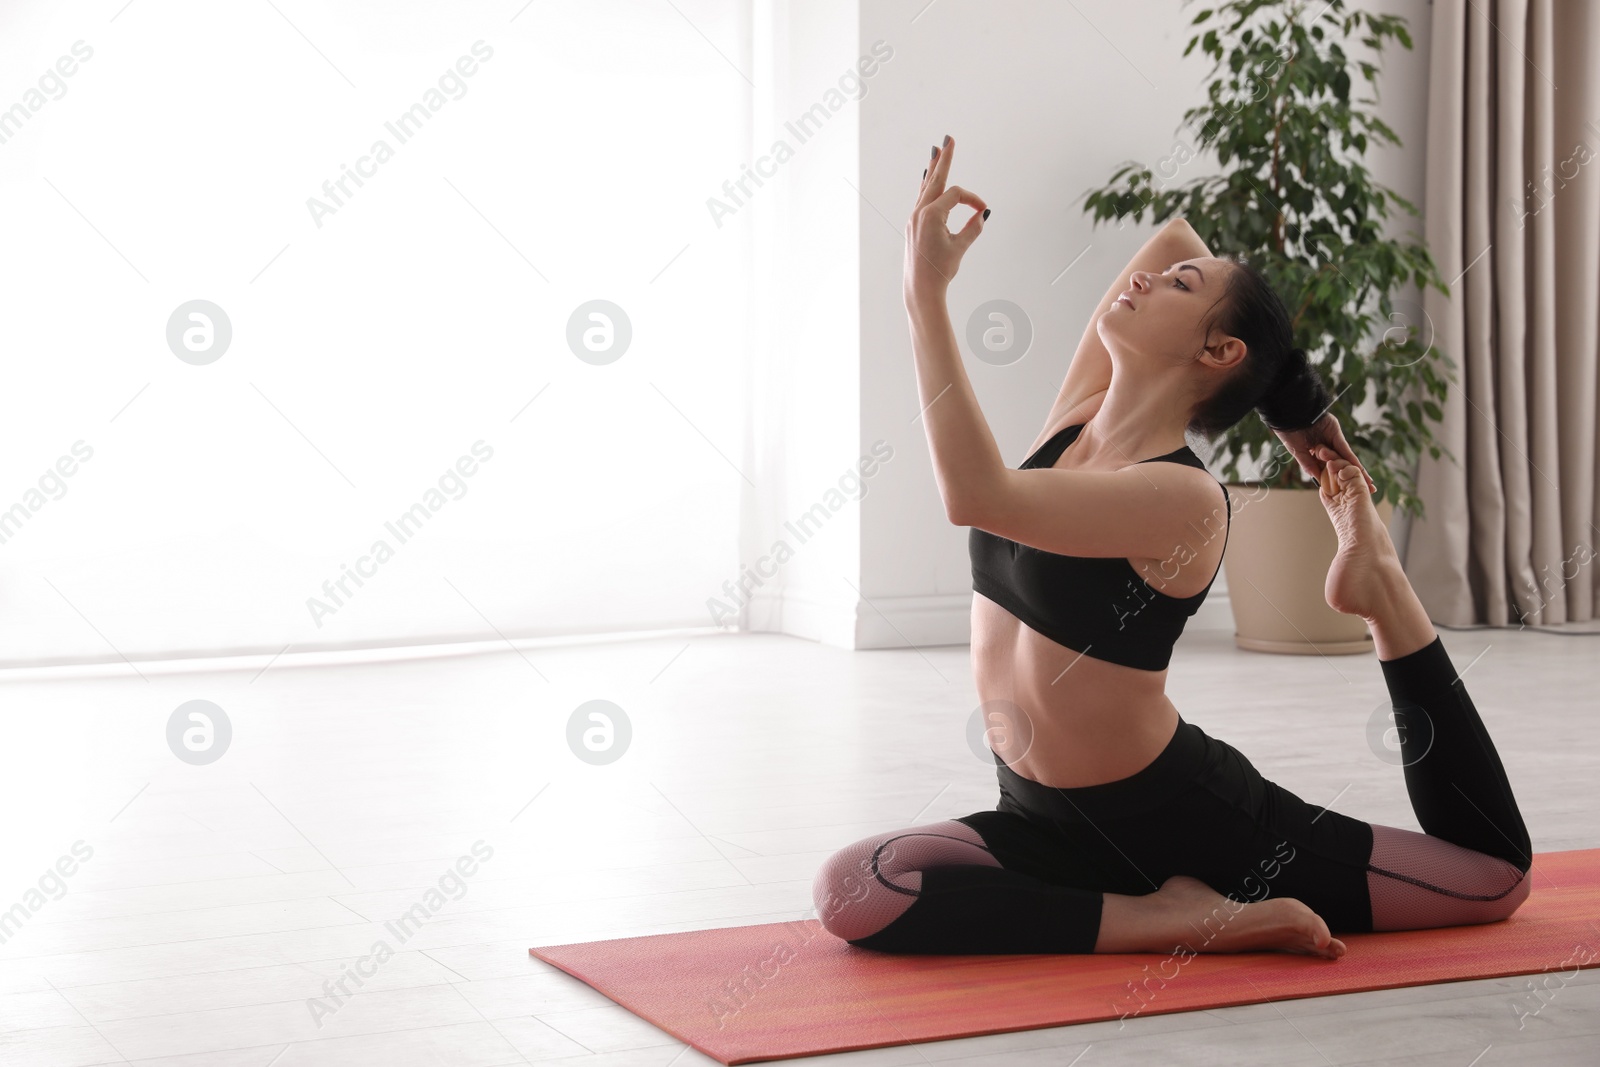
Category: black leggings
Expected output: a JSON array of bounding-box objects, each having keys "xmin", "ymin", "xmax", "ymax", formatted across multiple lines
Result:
[{"xmin": 813, "ymin": 635, "xmax": 1533, "ymax": 954}]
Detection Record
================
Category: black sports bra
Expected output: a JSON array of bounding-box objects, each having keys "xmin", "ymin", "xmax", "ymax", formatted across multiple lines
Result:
[{"xmin": 968, "ymin": 422, "xmax": 1230, "ymax": 671}]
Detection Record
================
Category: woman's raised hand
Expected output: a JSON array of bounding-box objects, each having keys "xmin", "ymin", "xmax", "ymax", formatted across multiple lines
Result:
[
  {"xmin": 1274, "ymin": 412, "xmax": 1376, "ymax": 493},
  {"xmin": 904, "ymin": 135, "xmax": 988, "ymax": 306}
]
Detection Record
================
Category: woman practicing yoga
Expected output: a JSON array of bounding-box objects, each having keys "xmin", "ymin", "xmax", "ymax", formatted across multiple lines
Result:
[{"xmin": 812, "ymin": 136, "xmax": 1532, "ymax": 958}]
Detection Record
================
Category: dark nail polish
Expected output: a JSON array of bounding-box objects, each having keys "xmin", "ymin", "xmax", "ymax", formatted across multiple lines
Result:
[
  {"xmin": 943, "ymin": 134, "xmax": 951, "ymax": 147},
  {"xmin": 982, "ymin": 208, "xmax": 991, "ymax": 220},
  {"xmin": 922, "ymin": 168, "xmax": 927, "ymax": 179},
  {"xmin": 931, "ymin": 144, "xmax": 938, "ymax": 159}
]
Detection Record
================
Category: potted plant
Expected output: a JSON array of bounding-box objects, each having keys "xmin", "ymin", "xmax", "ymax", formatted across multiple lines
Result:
[{"xmin": 1079, "ymin": 0, "xmax": 1457, "ymax": 654}]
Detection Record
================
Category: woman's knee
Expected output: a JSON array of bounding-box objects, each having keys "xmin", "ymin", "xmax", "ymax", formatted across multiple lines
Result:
[
  {"xmin": 812, "ymin": 832, "xmax": 909, "ymax": 941},
  {"xmin": 1492, "ymin": 863, "xmax": 1533, "ymax": 920},
  {"xmin": 1461, "ymin": 860, "xmax": 1532, "ymax": 923},
  {"xmin": 812, "ymin": 819, "xmax": 996, "ymax": 942},
  {"xmin": 1366, "ymin": 823, "xmax": 1534, "ymax": 928},
  {"xmin": 811, "ymin": 838, "xmax": 873, "ymax": 924}
]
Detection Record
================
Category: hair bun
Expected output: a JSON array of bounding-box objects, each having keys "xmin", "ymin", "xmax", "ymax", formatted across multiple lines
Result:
[
  {"xmin": 1273, "ymin": 350, "xmax": 1299, "ymax": 383},
  {"xmin": 1258, "ymin": 346, "xmax": 1331, "ymax": 432},
  {"xmin": 1265, "ymin": 348, "xmax": 1301, "ymax": 395}
]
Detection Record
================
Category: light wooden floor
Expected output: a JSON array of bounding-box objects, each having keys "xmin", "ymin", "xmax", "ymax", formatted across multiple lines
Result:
[{"xmin": 1, "ymin": 625, "xmax": 1596, "ymax": 1066}]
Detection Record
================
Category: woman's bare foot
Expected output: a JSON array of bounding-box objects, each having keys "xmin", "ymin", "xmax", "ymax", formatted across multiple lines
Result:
[
  {"xmin": 1152, "ymin": 875, "xmax": 1345, "ymax": 959},
  {"xmin": 1307, "ymin": 448, "xmax": 1439, "ymax": 659},
  {"xmin": 1314, "ymin": 447, "xmax": 1403, "ymax": 620}
]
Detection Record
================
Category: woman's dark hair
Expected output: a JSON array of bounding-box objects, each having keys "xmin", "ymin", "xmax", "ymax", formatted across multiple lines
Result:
[{"xmin": 1186, "ymin": 254, "xmax": 1332, "ymax": 438}]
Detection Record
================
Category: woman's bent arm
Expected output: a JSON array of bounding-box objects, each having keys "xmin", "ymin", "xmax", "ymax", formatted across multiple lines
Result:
[{"xmin": 1042, "ymin": 219, "xmax": 1217, "ymax": 435}]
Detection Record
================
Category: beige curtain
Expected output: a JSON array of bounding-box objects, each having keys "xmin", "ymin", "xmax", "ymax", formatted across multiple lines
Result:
[{"xmin": 1406, "ymin": 0, "xmax": 1600, "ymax": 631}]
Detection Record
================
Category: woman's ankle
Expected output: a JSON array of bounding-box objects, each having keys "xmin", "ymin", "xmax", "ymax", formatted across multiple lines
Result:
[
  {"xmin": 1095, "ymin": 891, "xmax": 1166, "ymax": 953},
  {"xmin": 1368, "ymin": 566, "xmax": 1439, "ymax": 662}
]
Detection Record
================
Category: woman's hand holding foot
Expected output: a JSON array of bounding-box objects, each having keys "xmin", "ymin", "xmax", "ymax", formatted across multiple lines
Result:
[{"xmin": 1274, "ymin": 412, "xmax": 1377, "ymax": 494}]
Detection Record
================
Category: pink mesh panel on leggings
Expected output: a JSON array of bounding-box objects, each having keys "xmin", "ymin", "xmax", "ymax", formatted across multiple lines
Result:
[
  {"xmin": 811, "ymin": 820, "xmax": 1001, "ymax": 942},
  {"xmin": 1365, "ymin": 822, "xmax": 1531, "ymax": 931}
]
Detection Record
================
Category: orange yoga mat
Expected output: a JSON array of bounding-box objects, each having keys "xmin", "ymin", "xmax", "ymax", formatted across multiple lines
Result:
[{"xmin": 530, "ymin": 848, "xmax": 1600, "ymax": 1065}]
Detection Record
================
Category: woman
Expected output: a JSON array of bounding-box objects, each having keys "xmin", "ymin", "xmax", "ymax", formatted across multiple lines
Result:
[{"xmin": 811, "ymin": 136, "xmax": 1532, "ymax": 958}]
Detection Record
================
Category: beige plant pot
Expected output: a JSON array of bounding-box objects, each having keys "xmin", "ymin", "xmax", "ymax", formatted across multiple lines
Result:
[{"xmin": 1222, "ymin": 484, "xmax": 1396, "ymax": 655}]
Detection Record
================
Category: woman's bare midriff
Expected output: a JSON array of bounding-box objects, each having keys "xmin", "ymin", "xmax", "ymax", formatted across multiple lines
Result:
[
  {"xmin": 974, "ymin": 389, "xmax": 1228, "ymax": 788},
  {"xmin": 971, "ymin": 589, "xmax": 1182, "ymax": 787}
]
